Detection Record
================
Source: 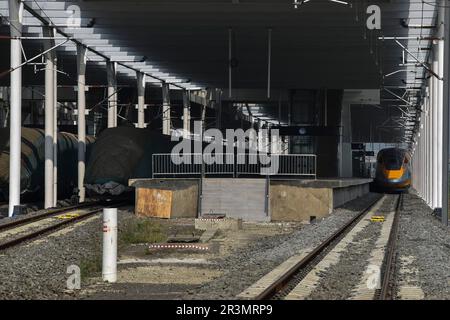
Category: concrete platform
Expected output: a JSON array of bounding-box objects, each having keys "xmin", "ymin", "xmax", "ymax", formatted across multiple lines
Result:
[
  {"xmin": 270, "ymin": 178, "xmax": 372, "ymax": 222},
  {"xmin": 129, "ymin": 178, "xmax": 372, "ymax": 222}
]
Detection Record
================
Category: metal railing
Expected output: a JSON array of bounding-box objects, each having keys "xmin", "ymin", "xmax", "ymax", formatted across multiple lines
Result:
[
  {"xmin": 152, "ymin": 153, "xmax": 317, "ymax": 178},
  {"xmin": 235, "ymin": 154, "xmax": 316, "ymax": 177}
]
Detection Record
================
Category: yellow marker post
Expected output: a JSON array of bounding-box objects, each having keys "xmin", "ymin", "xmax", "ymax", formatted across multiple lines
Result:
[
  {"xmin": 54, "ymin": 213, "xmax": 80, "ymax": 220},
  {"xmin": 371, "ymin": 216, "xmax": 385, "ymax": 222}
]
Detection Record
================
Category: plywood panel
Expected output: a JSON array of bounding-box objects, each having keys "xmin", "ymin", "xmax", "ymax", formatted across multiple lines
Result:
[{"xmin": 136, "ymin": 188, "xmax": 173, "ymax": 218}]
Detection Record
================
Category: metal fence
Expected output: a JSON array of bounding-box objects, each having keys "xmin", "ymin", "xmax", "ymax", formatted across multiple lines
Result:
[{"xmin": 152, "ymin": 153, "xmax": 317, "ymax": 178}]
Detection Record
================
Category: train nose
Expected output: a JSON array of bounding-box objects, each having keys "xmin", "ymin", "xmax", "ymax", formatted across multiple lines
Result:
[{"xmin": 384, "ymin": 168, "xmax": 404, "ymax": 179}]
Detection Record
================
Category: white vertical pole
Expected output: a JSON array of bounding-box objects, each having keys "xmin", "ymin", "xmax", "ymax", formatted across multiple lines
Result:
[
  {"xmin": 7, "ymin": 0, "xmax": 23, "ymax": 217},
  {"xmin": 137, "ymin": 72, "xmax": 146, "ymax": 129},
  {"xmin": 102, "ymin": 208, "xmax": 117, "ymax": 283},
  {"xmin": 43, "ymin": 26, "xmax": 55, "ymax": 209},
  {"xmin": 53, "ymin": 54, "xmax": 58, "ymax": 206},
  {"xmin": 426, "ymin": 90, "xmax": 429, "ymax": 202},
  {"xmin": 437, "ymin": 2, "xmax": 445, "ymax": 209},
  {"xmin": 418, "ymin": 129, "xmax": 422, "ymax": 196},
  {"xmin": 417, "ymin": 140, "xmax": 420, "ymax": 195},
  {"xmin": 182, "ymin": 90, "xmax": 191, "ymax": 138},
  {"xmin": 428, "ymin": 82, "xmax": 433, "ymax": 206},
  {"xmin": 162, "ymin": 82, "xmax": 171, "ymax": 135},
  {"xmin": 423, "ymin": 116, "xmax": 426, "ymax": 200},
  {"xmin": 442, "ymin": 1, "xmax": 450, "ymax": 226},
  {"xmin": 77, "ymin": 44, "xmax": 87, "ymax": 203},
  {"xmin": 423, "ymin": 121, "xmax": 426, "ymax": 199},
  {"xmin": 433, "ymin": 48, "xmax": 439, "ymax": 209},
  {"xmin": 106, "ymin": 61, "xmax": 117, "ymax": 128},
  {"xmin": 426, "ymin": 78, "xmax": 434, "ymax": 207},
  {"xmin": 417, "ymin": 139, "xmax": 420, "ymax": 196},
  {"xmin": 421, "ymin": 95, "xmax": 429, "ymax": 202}
]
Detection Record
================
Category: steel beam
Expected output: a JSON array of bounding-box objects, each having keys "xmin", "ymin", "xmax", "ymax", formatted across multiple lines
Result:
[
  {"xmin": 77, "ymin": 44, "xmax": 87, "ymax": 203},
  {"xmin": 7, "ymin": 0, "xmax": 23, "ymax": 217}
]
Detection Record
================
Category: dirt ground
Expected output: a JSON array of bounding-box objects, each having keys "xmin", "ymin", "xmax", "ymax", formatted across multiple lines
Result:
[{"xmin": 78, "ymin": 217, "xmax": 303, "ymax": 300}]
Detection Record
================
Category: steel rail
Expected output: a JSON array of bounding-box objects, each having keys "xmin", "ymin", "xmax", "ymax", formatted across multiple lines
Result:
[
  {"xmin": 379, "ymin": 193, "xmax": 403, "ymax": 300},
  {"xmin": 0, "ymin": 201, "xmax": 102, "ymax": 232},
  {"xmin": 255, "ymin": 194, "xmax": 383, "ymax": 300},
  {"xmin": 0, "ymin": 202, "xmax": 127, "ymax": 251}
]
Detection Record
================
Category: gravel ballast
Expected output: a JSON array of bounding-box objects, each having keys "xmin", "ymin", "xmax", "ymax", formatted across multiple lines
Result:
[
  {"xmin": 308, "ymin": 194, "xmax": 397, "ymax": 300},
  {"xmin": 0, "ymin": 207, "xmax": 134, "ymax": 300},
  {"xmin": 4, "ymin": 191, "xmax": 449, "ymax": 301},
  {"xmin": 395, "ymin": 192, "xmax": 450, "ymax": 299},
  {"xmin": 187, "ymin": 193, "xmax": 381, "ymax": 299}
]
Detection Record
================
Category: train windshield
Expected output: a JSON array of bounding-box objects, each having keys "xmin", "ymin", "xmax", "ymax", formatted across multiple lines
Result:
[{"xmin": 379, "ymin": 149, "xmax": 406, "ymax": 170}]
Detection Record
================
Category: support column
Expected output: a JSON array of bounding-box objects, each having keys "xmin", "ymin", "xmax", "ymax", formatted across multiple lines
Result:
[
  {"xmin": 43, "ymin": 26, "xmax": 55, "ymax": 209},
  {"xmin": 433, "ymin": 47, "xmax": 439, "ymax": 209},
  {"xmin": 8, "ymin": 0, "xmax": 23, "ymax": 217},
  {"xmin": 425, "ymin": 87, "xmax": 430, "ymax": 204},
  {"xmin": 106, "ymin": 61, "xmax": 117, "ymax": 128},
  {"xmin": 77, "ymin": 44, "xmax": 87, "ymax": 202},
  {"xmin": 437, "ymin": 1, "xmax": 445, "ymax": 210},
  {"xmin": 53, "ymin": 54, "xmax": 58, "ymax": 206},
  {"xmin": 442, "ymin": 1, "xmax": 450, "ymax": 226},
  {"xmin": 182, "ymin": 90, "xmax": 191, "ymax": 138},
  {"xmin": 428, "ymin": 81, "xmax": 433, "ymax": 206},
  {"xmin": 162, "ymin": 82, "xmax": 171, "ymax": 135},
  {"xmin": 136, "ymin": 72, "xmax": 146, "ymax": 129}
]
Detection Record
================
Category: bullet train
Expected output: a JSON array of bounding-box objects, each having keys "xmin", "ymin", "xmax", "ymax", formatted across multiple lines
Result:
[{"xmin": 374, "ymin": 148, "xmax": 411, "ymax": 192}]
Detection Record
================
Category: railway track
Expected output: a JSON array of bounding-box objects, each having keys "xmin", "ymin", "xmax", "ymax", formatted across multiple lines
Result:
[
  {"xmin": 0, "ymin": 200, "xmax": 127, "ymax": 251},
  {"xmin": 0, "ymin": 201, "xmax": 103, "ymax": 231},
  {"xmin": 378, "ymin": 193, "xmax": 403, "ymax": 300},
  {"xmin": 237, "ymin": 193, "xmax": 403, "ymax": 300}
]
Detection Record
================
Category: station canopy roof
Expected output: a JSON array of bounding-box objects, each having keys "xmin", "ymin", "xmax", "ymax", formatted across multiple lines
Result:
[{"xmin": 0, "ymin": 0, "xmax": 440, "ymax": 144}]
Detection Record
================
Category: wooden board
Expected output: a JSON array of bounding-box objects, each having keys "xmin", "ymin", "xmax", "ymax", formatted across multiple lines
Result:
[{"xmin": 136, "ymin": 188, "xmax": 173, "ymax": 218}]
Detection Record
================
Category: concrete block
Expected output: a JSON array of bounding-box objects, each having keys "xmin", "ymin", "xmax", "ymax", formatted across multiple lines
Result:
[
  {"xmin": 199, "ymin": 228, "xmax": 218, "ymax": 243},
  {"xmin": 130, "ymin": 179, "xmax": 199, "ymax": 218},
  {"xmin": 270, "ymin": 185, "xmax": 332, "ymax": 222},
  {"xmin": 195, "ymin": 217, "xmax": 243, "ymax": 231}
]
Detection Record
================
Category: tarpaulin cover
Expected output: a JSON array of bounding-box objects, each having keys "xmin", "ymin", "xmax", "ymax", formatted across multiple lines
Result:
[
  {"xmin": 84, "ymin": 127, "xmax": 180, "ymax": 195},
  {"xmin": 0, "ymin": 127, "xmax": 95, "ymax": 201}
]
